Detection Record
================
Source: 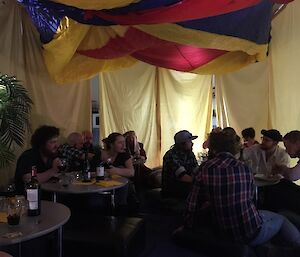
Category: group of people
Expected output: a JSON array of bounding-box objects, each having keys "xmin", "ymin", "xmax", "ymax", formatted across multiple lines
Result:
[
  {"xmin": 162, "ymin": 127, "xmax": 300, "ymax": 251},
  {"xmin": 14, "ymin": 126, "xmax": 148, "ymax": 195}
]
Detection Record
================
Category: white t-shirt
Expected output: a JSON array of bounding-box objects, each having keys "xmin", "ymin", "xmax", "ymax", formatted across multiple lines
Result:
[
  {"xmin": 243, "ymin": 144, "xmax": 289, "ymax": 175},
  {"xmin": 283, "ymin": 161, "xmax": 300, "ymax": 181}
]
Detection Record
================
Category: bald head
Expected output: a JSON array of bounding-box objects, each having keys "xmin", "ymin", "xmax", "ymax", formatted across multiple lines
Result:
[{"xmin": 67, "ymin": 132, "xmax": 84, "ymax": 149}]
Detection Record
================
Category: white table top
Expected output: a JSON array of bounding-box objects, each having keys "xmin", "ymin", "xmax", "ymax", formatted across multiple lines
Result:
[
  {"xmin": 254, "ymin": 174, "xmax": 281, "ymax": 187},
  {"xmin": 41, "ymin": 176, "xmax": 128, "ymax": 194},
  {"xmin": 0, "ymin": 201, "xmax": 70, "ymax": 246}
]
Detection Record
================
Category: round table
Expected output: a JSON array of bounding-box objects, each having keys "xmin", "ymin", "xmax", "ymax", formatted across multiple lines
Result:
[
  {"xmin": 41, "ymin": 176, "xmax": 128, "ymax": 212},
  {"xmin": 41, "ymin": 176, "xmax": 128, "ymax": 195},
  {"xmin": 254, "ymin": 175, "xmax": 281, "ymax": 205},
  {"xmin": 0, "ymin": 201, "xmax": 70, "ymax": 257}
]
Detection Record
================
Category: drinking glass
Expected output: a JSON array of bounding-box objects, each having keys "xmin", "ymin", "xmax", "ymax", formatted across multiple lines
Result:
[
  {"xmin": 0, "ymin": 196, "xmax": 7, "ymax": 212},
  {"xmin": 7, "ymin": 198, "xmax": 22, "ymax": 226},
  {"xmin": 15, "ymin": 195, "xmax": 28, "ymax": 216}
]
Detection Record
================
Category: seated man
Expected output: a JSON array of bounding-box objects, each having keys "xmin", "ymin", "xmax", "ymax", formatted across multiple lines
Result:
[
  {"xmin": 268, "ymin": 130, "xmax": 300, "ymax": 214},
  {"xmin": 82, "ymin": 130, "xmax": 94, "ymax": 152},
  {"xmin": 274, "ymin": 130, "xmax": 300, "ymax": 181},
  {"xmin": 58, "ymin": 132, "xmax": 94, "ymax": 171},
  {"xmin": 82, "ymin": 130, "xmax": 101, "ymax": 171},
  {"xmin": 15, "ymin": 125, "xmax": 61, "ymax": 194},
  {"xmin": 161, "ymin": 130, "xmax": 198, "ymax": 199},
  {"xmin": 243, "ymin": 129, "xmax": 289, "ymax": 175},
  {"xmin": 241, "ymin": 127, "xmax": 259, "ymax": 148},
  {"xmin": 185, "ymin": 131, "xmax": 300, "ymax": 249}
]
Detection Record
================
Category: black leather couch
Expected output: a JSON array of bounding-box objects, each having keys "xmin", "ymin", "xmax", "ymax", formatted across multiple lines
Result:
[
  {"xmin": 63, "ymin": 215, "xmax": 145, "ymax": 257},
  {"xmin": 172, "ymin": 226, "xmax": 258, "ymax": 257}
]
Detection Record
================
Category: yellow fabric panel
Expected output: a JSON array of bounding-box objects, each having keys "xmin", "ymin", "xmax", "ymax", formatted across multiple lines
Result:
[
  {"xmin": 158, "ymin": 69, "xmax": 212, "ymax": 159},
  {"xmin": 44, "ymin": 20, "xmax": 134, "ymax": 84},
  {"xmin": 0, "ymin": 1, "xmax": 91, "ymax": 187},
  {"xmin": 53, "ymin": 54, "xmax": 137, "ymax": 84},
  {"xmin": 215, "ymin": 61, "xmax": 270, "ymax": 136},
  {"xmin": 191, "ymin": 51, "xmax": 258, "ymax": 75},
  {"xmin": 77, "ymin": 26, "xmax": 129, "ymax": 51},
  {"xmin": 51, "ymin": 0, "xmax": 137, "ymax": 10},
  {"xmin": 135, "ymin": 24, "xmax": 268, "ymax": 58},
  {"xmin": 100, "ymin": 62, "xmax": 160, "ymax": 167},
  {"xmin": 43, "ymin": 18, "xmax": 90, "ymax": 76}
]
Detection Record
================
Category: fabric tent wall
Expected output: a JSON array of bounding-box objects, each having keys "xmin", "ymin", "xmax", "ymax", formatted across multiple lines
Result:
[
  {"xmin": 215, "ymin": 61, "xmax": 270, "ymax": 136},
  {"xmin": 100, "ymin": 62, "xmax": 160, "ymax": 168},
  {"xmin": 158, "ymin": 69, "xmax": 212, "ymax": 159},
  {"xmin": 269, "ymin": 1, "xmax": 300, "ymax": 135},
  {"xmin": 100, "ymin": 63, "xmax": 212, "ymax": 167},
  {"xmin": 215, "ymin": 1, "xmax": 300, "ymax": 139},
  {"xmin": 0, "ymin": 1, "xmax": 91, "ymax": 187}
]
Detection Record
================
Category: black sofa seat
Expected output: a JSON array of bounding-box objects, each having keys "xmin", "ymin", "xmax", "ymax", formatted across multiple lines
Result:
[
  {"xmin": 172, "ymin": 226, "xmax": 258, "ymax": 257},
  {"xmin": 64, "ymin": 215, "xmax": 145, "ymax": 257}
]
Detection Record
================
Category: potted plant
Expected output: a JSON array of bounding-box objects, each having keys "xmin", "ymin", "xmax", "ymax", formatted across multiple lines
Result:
[{"xmin": 0, "ymin": 73, "xmax": 33, "ymax": 169}]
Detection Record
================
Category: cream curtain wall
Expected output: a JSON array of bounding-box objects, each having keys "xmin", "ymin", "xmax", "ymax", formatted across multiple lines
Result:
[
  {"xmin": 269, "ymin": 1, "xmax": 300, "ymax": 135},
  {"xmin": 100, "ymin": 62, "xmax": 160, "ymax": 167},
  {"xmin": 100, "ymin": 63, "xmax": 212, "ymax": 167},
  {"xmin": 215, "ymin": 61, "xmax": 270, "ymax": 136},
  {"xmin": 0, "ymin": 1, "xmax": 91, "ymax": 187},
  {"xmin": 158, "ymin": 69, "xmax": 212, "ymax": 158}
]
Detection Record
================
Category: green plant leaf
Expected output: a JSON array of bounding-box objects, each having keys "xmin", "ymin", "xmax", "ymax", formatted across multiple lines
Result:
[{"xmin": 0, "ymin": 73, "xmax": 32, "ymax": 168}]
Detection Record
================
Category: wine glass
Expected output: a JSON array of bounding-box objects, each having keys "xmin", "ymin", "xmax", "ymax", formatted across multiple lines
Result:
[{"xmin": 58, "ymin": 158, "xmax": 67, "ymax": 174}]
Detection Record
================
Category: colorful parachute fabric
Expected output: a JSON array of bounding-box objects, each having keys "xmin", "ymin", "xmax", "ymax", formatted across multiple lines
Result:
[{"xmin": 18, "ymin": 0, "xmax": 294, "ymax": 83}]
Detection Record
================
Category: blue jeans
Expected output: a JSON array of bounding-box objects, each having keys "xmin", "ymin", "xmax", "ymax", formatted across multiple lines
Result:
[{"xmin": 250, "ymin": 210, "xmax": 300, "ymax": 247}]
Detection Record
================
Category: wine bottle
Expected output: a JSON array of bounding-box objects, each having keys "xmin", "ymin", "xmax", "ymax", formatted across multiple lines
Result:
[
  {"xmin": 26, "ymin": 166, "xmax": 41, "ymax": 216},
  {"xmin": 96, "ymin": 161, "xmax": 105, "ymax": 181},
  {"xmin": 82, "ymin": 150, "xmax": 91, "ymax": 182}
]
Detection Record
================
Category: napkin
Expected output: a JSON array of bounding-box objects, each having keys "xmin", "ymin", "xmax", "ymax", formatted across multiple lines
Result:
[
  {"xmin": 73, "ymin": 179, "xmax": 96, "ymax": 186},
  {"xmin": 95, "ymin": 180, "xmax": 124, "ymax": 187},
  {"xmin": 0, "ymin": 211, "xmax": 7, "ymax": 223}
]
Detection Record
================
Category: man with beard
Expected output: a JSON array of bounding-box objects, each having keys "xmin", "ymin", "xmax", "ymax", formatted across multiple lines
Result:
[
  {"xmin": 243, "ymin": 129, "xmax": 289, "ymax": 176},
  {"xmin": 15, "ymin": 125, "xmax": 61, "ymax": 194},
  {"xmin": 162, "ymin": 130, "xmax": 198, "ymax": 199}
]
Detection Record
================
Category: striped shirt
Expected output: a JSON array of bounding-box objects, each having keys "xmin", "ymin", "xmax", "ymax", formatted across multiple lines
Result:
[{"xmin": 185, "ymin": 152, "xmax": 262, "ymax": 242}]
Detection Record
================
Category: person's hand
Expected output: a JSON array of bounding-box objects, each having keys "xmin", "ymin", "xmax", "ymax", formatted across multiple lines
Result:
[
  {"xmin": 105, "ymin": 166, "xmax": 117, "ymax": 176},
  {"xmin": 52, "ymin": 158, "xmax": 61, "ymax": 174},
  {"xmin": 271, "ymin": 164, "xmax": 286, "ymax": 175}
]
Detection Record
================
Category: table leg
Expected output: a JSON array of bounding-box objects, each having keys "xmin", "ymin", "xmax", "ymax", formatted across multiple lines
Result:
[
  {"xmin": 53, "ymin": 192, "xmax": 57, "ymax": 203},
  {"xmin": 57, "ymin": 226, "xmax": 62, "ymax": 257},
  {"xmin": 111, "ymin": 189, "xmax": 115, "ymax": 216},
  {"xmin": 255, "ymin": 186, "xmax": 259, "ymax": 206},
  {"xmin": 18, "ymin": 242, "xmax": 22, "ymax": 257}
]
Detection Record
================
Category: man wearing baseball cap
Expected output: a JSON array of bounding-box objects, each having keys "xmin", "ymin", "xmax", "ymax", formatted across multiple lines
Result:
[
  {"xmin": 161, "ymin": 130, "xmax": 198, "ymax": 199},
  {"xmin": 243, "ymin": 129, "xmax": 289, "ymax": 176}
]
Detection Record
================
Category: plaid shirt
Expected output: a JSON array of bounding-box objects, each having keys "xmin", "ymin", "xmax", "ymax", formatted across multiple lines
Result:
[
  {"xmin": 58, "ymin": 143, "xmax": 84, "ymax": 170},
  {"xmin": 185, "ymin": 152, "xmax": 262, "ymax": 242}
]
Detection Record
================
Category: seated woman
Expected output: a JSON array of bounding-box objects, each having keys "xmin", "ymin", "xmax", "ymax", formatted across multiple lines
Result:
[
  {"xmin": 101, "ymin": 133, "xmax": 138, "ymax": 212},
  {"xmin": 123, "ymin": 131, "xmax": 146, "ymax": 161},
  {"xmin": 101, "ymin": 133, "xmax": 134, "ymax": 178},
  {"xmin": 123, "ymin": 131, "xmax": 154, "ymax": 188}
]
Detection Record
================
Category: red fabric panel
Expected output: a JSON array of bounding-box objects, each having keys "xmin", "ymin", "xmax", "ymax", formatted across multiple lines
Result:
[{"xmin": 77, "ymin": 27, "xmax": 227, "ymax": 71}]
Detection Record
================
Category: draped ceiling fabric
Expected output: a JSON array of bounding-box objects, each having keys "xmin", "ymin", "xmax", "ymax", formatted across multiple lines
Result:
[
  {"xmin": 215, "ymin": 61, "xmax": 270, "ymax": 136},
  {"xmin": 0, "ymin": 1, "xmax": 91, "ymax": 187},
  {"xmin": 17, "ymin": 0, "xmax": 294, "ymax": 84},
  {"xmin": 100, "ymin": 62, "xmax": 212, "ymax": 166}
]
